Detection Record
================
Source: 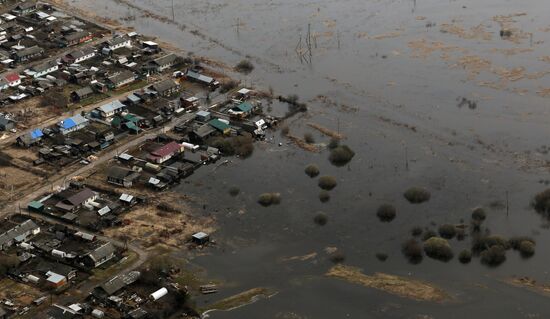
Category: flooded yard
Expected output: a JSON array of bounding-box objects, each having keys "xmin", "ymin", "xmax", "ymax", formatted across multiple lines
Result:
[{"xmin": 61, "ymin": 0, "xmax": 550, "ymax": 317}]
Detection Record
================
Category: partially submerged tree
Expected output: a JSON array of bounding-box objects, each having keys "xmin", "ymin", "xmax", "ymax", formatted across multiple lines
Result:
[
  {"xmin": 376, "ymin": 204, "xmax": 396, "ymax": 222},
  {"xmin": 402, "ymin": 239, "xmax": 423, "ymax": 263},
  {"xmin": 235, "ymin": 59, "xmax": 255, "ymax": 74},
  {"xmin": 480, "ymin": 245, "xmax": 506, "ymax": 266},
  {"xmin": 329, "ymin": 145, "xmax": 355, "ymax": 167},
  {"xmin": 458, "ymin": 249, "xmax": 472, "ymax": 264},
  {"xmin": 318, "ymin": 176, "xmax": 337, "ymax": 190},
  {"xmin": 319, "ymin": 191, "xmax": 330, "ymax": 203},
  {"xmin": 305, "ymin": 164, "xmax": 320, "ymax": 178},
  {"xmin": 424, "ymin": 237, "xmax": 453, "ymax": 261},
  {"xmin": 404, "ymin": 187, "xmax": 431, "ymax": 204},
  {"xmin": 314, "ymin": 213, "xmax": 328, "ymax": 226},
  {"xmin": 438, "ymin": 224, "xmax": 456, "ymax": 239}
]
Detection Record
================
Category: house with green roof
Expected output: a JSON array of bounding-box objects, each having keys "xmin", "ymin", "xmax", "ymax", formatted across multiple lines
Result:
[{"xmin": 208, "ymin": 119, "xmax": 231, "ymax": 135}]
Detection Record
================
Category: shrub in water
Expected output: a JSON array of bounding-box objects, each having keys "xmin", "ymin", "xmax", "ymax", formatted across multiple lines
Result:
[
  {"xmin": 480, "ymin": 245, "xmax": 506, "ymax": 266},
  {"xmin": 424, "ymin": 237, "xmax": 454, "ymax": 261},
  {"xmin": 314, "ymin": 213, "xmax": 328, "ymax": 226},
  {"xmin": 376, "ymin": 253, "xmax": 388, "ymax": 262},
  {"xmin": 402, "ymin": 239, "xmax": 423, "ymax": 263},
  {"xmin": 304, "ymin": 133, "xmax": 315, "ymax": 144},
  {"xmin": 532, "ymin": 189, "xmax": 550, "ymax": 215},
  {"xmin": 422, "ymin": 229, "xmax": 437, "ymax": 241},
  {"xmin": 328, "ymin": 138, "xmax": 340, "ymax": 150},
  {"xmin": 305, "ymin": 164, "xmax": 320, "ymax": 178},
  {"xmin": 509, "ymin": 236, "xmax": 535, "ymax": 250},
  {"xmin": 458, "ymin": 249, "xmax": 472, "ymax": 264},
  {"xmin": 456, "ymin": 227, "xmax": 466, "ymax": 241},
  {"xmin": 258, "ymin": 193, "xmax": 281, "ymax": 206},
  {"xmin": 319, "ymin": 191, "xmax": 330, "ymax": 203},
  {"xmin": 471, "ymin": 207, "xmax": 487, "ymax": 221},
  {"xmin": 518, "ymin": 240, "xmax": 535, "ymax": 258},
  {"xmin": 318, "ymin": 176, "xmax": 337, "ymax": 190},
  {"xmin": 329, "ymin": 145, "xmax": 355, "ymax": 167},
  {"xmin": 438, "ymin": 224, "xmax": 456, "ymax": 239},
  {"xmin": 229, "ymin": 186, "xmax": 240, "ymax": 197},
  {"xmin": 403, "ymin": 187, "xmax": 431, "ymax": 204},
  {"xmin": 329, "ymin": 252, "xmax": 345, "ymax": 264},
  {"xmin": 411, "ymin": 226, "xmax": 423, "ymax": 237},
  {"xmin": 376, "ymin": 204, "xmax": 396, "ymax": 222},
  {"xmin": 235, "ymin": 59, "xmax": 254, "ymax": 74}
]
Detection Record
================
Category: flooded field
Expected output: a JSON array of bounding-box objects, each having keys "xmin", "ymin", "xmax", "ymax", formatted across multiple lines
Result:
[{"xmin": 64, "ymin": 0, "xmax": 550, "ymax": 317}]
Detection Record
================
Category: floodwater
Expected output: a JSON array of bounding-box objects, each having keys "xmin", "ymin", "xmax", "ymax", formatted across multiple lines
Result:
[{"xmin": 70, "ymin": 0, "xmax": 550, "ymax": 317}]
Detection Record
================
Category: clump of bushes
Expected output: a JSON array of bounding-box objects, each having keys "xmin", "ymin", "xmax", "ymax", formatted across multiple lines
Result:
[
  {"xmin": 219, "ymin": 80, "xmax": 239, "ymax": 94},
  {"xmin": 472, "ymin": 235, "xmax": 509, "ymax": 253},
  {"xmin": 480, "ymin": 245, "xmax": 506, "ymax": 266},
  {"xmin": 471, "ymin": 207, "xmax": 487, "ymax": 221},
  {"xmin": 329, "ymin": 251, "xmax": 346, "ymax": 264},
  {"xmin": 411, "ymin": 226, "xmax": 423, "ymax": 237},
  {"xmin": 319, "ymin": 191, "xmax": 330, "ymax": 203},
  {"xmin": 458, "ymin": 249, "xmax": 472, "ymax": 264},
  {"xmin": 402, "ymin": 239, "xmax": 423, "ymax": 263},
  {"xmin": 509, "ymin": 236, "xmax": 535, "ymax": 250},
  {"xmin": 313, "ymin": 213, "xmax": 328, "ymax": 226},
  {"xmin": 532, "ymin": 188, "xmax": 550, "ymax": 216},
  {"xmin": 328, "ymin": 145, "xmax": 355, "ymax": 167},
  {"xmin": 376, "ymin": 204, "xmax": 396, "ymax": 222},
  {"xmin": 318, "ymin": 176, "xmax": 337, "ymax": 190},
  {"xmin": 304, "ymin": 133, "xmax": 315, "ymax": 144},
  {"xmin": 376, "ymin": 253, "xmax": 388, "ymax": 262},
  {"xmin": 258, "ymin": 192, "xmax": 281, "ymax": 207},
  {"xmin": 424, "ymin": 237, "xmax": 453, "ymax": 261},
  {"xmin": 235, "ymin": 59, "xmax": 254, "ymax": 74},
  {"xmin": 228, "ymin": 186, "xmax": 240, "ymax": 197},
  {"xmin": 403, "ymin": 187, "xmax": 431, "ymax": 204},
  {"xmin": 305, "ymin": 164, "xmax": 320, "ymax": 178},
  {"xmin": 438, "ymin": 224, "xmax": 456, "ymax": 239},
  {"xmin": 518, "ymin": 241, "xmax": 535, "ymax": 258},
  {"xmin": 209, "ymin": 134, "xmax": 255, "ymax": 158},
  {"xmin": 422, "ymin": 229, "xmax": 437, "ymax": 241}
]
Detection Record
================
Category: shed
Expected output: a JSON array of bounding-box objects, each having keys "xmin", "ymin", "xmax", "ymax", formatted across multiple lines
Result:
[
  {"xmin": 192, "ymin": 232, "xmax": 209, "ymax": 245},
  {"xmin": 28, "ymin": 200, "xmax": 44, "ymax": 213}
]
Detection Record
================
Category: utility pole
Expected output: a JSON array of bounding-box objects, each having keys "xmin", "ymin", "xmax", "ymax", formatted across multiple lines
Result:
[
  {"xmin": 171, "ymin": 0, "xmax": 175, "ymax": 21},
  {"xmin": 405, "ymin": 146, "xmax": 409, "ymax": 171},
  {"xmin": 506, "ymin": 190, "xmax": 509, "ymax": 217}
]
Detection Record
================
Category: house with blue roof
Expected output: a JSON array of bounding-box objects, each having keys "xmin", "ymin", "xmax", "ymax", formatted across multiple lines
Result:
[
  {"xmin": 59, "ymin": 114, "xmax": 89, "ymax": 135},
  {"xmin": 16, "ymin": 128, "xmax": 43, "ymax": 147}
]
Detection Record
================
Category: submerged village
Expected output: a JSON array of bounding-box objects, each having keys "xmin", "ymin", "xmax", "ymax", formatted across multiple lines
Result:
[{"xmin": 0, "ymin": 1, "xmax": 300, "ymax": 318}]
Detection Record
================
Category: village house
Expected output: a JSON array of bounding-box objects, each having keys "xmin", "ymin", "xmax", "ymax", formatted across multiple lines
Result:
[
  {"xmin": 149, "ymin": 53, "xmax": 178, "ymax": 73},
  {"xmin": 228, "ymin": 101, "xmax": 254, "ymax": 118},
  {"xmin": 83, "ymin": 241, "xmax": 116, "ymax": 268},
  {"xmin": 13, "ymin": 45, "xmax": 44, "ymax": 62},
  {"xmin": 147, "ymin": 141, "xmax": 184, "ymax": 164},
  {"xmin": 70, "ymin": 86, "xmax": 94, "ymax": 102},
  {"xmin": 0, "ymin": 115, "xmax": 15, "ymax": 131},
  {"xmin": 96, "ymin": 100, "xmax": 126, "ymax": 119},
  {"xmin": 150, "ymin": 79, "xmax": 180, "ymax": 97},
  {"xmin": 59, "ymin": 30, "xmax": 92, "ymax": 47},
  {"xmin": 11, "ymin": 1, "xmax": 37, "ymax": 16},
  {"xmin": 106, "ymin": 70, "xmax": 136, "ymax": 89},
  {"xmin": 208, "ymin": 118, "xmax": 231, "ymax": 135},
  {"xmin": 181, "ymin": 96, "xmax": 199, "ymax": 110},
  {"xmin": 92, "ymin": 270, "xmax": 140, "ymax": 299},
  {"xmin": 16, "ymin": 128, "xmax": 43, "ymax": 147},
  {"xmin": 107, "ymin": 166, "xmax": 141, "ymax": 188},
  {"xmin": 185, "ymin": 70, "xmax": 220, "ymax": 88},
  {"xmin": 29, "ymin": 60, "xmax": 59, "ymax": 78},
  {"xmin": 59, "ymin": 114, "xmax": 89, "ymax": 135},
  {"xmin": 0, "ymin": 219, "xmax": 41, "ymax": 251},
  {"xmin": 0, "ymin": 72, "xmax": 21, "ymax": 90},
  {"xmin": 64, "ymin": 47, "xmax": 96, "ymax": 64},
  {"xmin": 55, "ymin": 187, "xmax": 97, "ymax": 212},
  {"xmin": 103, "ymin": 37, "xmax": 131, "ymax": 53}
]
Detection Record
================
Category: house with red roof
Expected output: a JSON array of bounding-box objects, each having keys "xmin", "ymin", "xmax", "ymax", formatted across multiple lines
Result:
[
  {"xmin": 0, "ymin": 73, "xmax": 20, "ymax": 91},
  {"xmin": 147, "ymin": 141, "xmax": 184, "ymax": 164}
]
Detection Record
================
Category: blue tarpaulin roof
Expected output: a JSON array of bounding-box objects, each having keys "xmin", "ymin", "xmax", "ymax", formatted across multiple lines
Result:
[
  {"xmin": 30, "ymin": 128, "xmax": 43, "ymax": 139},
  {"xmin": 62, "ymin": 118, "xmax": 76, "ymax": 129}
]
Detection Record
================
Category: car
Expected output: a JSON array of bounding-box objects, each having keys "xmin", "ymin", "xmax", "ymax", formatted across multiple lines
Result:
[{"xmin": 79, "ymin": 159, "xmax": 90, "ymax": 165}]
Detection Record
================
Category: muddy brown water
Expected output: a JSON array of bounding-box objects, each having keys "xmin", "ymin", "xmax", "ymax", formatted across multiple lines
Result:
[{"xmin": 67, "ymin": 0, "xmax": 550, "ymax": 317}]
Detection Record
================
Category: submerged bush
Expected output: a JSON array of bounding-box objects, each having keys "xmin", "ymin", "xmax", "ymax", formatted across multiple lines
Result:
[
  {"xmin": 228, "ymin": 186, "xmax": 240, "ymax": 197},
  {"xmin": 281, "ymin": 126, "xmax": 290, "ymax": 136},
  {"xmin": 471, "ymin": 207, "xmax": 487, "ymax": 222},
  {"xmin": 375, "ymin": 253, "xmax": 388, "ymax": 262},
  {"xmin": 458, "ymin": 249, "xmax": 472, "ymax": 264},
  {"xmin": 411, "ymin": 226, "xmax": 423, "ymax": 237},
  {"xmin": 328, "ymin": 138, "xmax": 340, "ymax": 150},
  {"xmin": 456, "ymin": 227, "xmax": 466, "ymax": 241},
  {"xmin": 329, "ymin": 252, "xmax": 346, "ymax": 264},
  {"xmin": 518, "ymin": 241, "xmax": 535, "ymax": 258},
  {"xmin": 438, "ymin": 224, "xmax": 456, "ymax": 239},
  {"xmin": 402, "ymin": 239, "xmax": 423, "ymax": 263},
  {"xmin": 532, "ymin": 189, "xmax": 550, "ymax": 216},
  {"xmin": 480, "ymin": 245, "xmax": 506, "ymax": 266},
  {"xmin": 403, "ymin": 187, "xmax": 431, "ymax": 204},
  {"xmin": 305, "ymin": 164, "xmax": 320, "ymax": 178},
  {"xmin": 376, "ymin": 204, "xmax": 396, "ymax": 222},
  {"xmin": 314, "ymin": 213, "xmax": 328, "ymax": 226},
  {"xmin": 304, "ymin": 133, "xmax": 315, "ymax": 144},
  {"xmin": 328, "ymin": 145, "xmax": 355, "ymax": 166},
  {"xmin": 235, "ymin": 59, "xmax": 254, "ymax": 74},
  {"xmin": 318, "ymin": 176, "xmax": 337, "ymax": 190},
  {"xmin": 424, "ymin": 237, "xmax": 453, "ymax": 261},
  {"xmin": 422, "ymin": 229, "xmax": 437, "ymax": 241},
  {"xmin": 257, "ymin": 193, "xmax": 281, "ymax": 207},
  {"xmin": 509, "ymin": 236, "xmax": 535, "ymax": 250},
  {"xmin": 319, "ymin": 191, "xmax": 330, "ymax": 203}
]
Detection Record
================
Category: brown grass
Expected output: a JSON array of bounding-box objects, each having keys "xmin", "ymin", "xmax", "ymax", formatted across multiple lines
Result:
[{"xmin": 307, "ymin": 123, "xmax": 344, "ymax": 140}]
